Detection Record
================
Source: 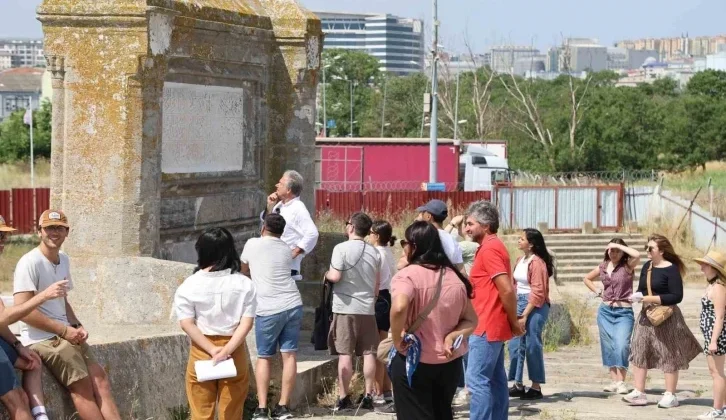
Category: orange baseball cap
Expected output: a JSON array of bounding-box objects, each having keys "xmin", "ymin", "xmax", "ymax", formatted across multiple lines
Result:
[
  {"xmin": 38, "ymin": 210, "xmax": 70, "ymax": 228},
  {"xmin": 0, "ymin": 215, "xmax": 16, "ymax": 232}
]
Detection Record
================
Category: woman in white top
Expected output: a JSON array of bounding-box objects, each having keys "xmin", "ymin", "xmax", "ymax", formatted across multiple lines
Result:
[
  {"xmin": 369, "ymin": 220, "xmax": 397, "ymax": 405},
  {"xmin": 173, "ymin": 228, "xmax": 257, "ymax": 420}
]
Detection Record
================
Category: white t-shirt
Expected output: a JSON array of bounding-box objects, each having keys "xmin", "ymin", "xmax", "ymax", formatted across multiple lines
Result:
[
  {"xmin": 241, "ymin": 236, "xmax": 303, "ymax": 317},
  {"xmin": 376, "ymin": 245, "xmax": 396, "ymax": 291},
  {"xmin": 173, "ymin": 269, "xmax": 257, "ymax": 336},
  {"xmin": 513, "ymin": 255, "xmax": 533, "ymax": 295},
  {"xmin": 13, "ymin": 248, "xmax": 74, "ymax": 345},
  {"xmin": 330, "ymin": 240, "xmax": 381, "ymax": 315},
  {"xmin": 438, "ymin": 229, "xmax": 464, "ymax": 264}
]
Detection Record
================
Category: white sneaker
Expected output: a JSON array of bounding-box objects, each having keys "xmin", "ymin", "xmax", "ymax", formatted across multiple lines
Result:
[
  {"xmin": 603, "ymin": 381, "xmax": 618, "ymax": 392},
  {"xmin": 657, "ymin": 392, "xmax": 679, "ymax": 408},
  {"xmin": 614, "ymin": 381, "xmax": 629, "ymax": 395},
  {"xmin": 698, "ymin": 409, "xmax": 725, "ymax": 419},
  {"xmin": 622, "ymin": 389, "xmax": 647, "ymax": 406},
  {"xmin": 452, "ymin": 387, "xmax": 470, "ymax": 406}
]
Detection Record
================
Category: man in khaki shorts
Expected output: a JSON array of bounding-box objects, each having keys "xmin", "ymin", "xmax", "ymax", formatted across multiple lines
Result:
[
  {"xmin": 14, "ymin": 210, "xmax": 121, "ymax": 420},
  {"xmin": 325, "ymin": 212, "xmax": 381, "ymax": 412}
]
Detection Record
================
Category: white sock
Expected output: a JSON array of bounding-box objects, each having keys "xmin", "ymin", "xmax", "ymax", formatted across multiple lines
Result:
[{"xmin": 31, "ymin": 406, "xmax": 49, "ymax": 420}]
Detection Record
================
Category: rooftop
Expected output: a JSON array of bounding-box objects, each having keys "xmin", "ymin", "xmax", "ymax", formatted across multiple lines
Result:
[{"xmin": 0, "ymin": 67, "xmax": 44, "ymax": 92}]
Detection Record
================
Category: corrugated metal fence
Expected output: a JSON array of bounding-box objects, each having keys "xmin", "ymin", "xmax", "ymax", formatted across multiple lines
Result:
[
  {"xmin": 315, "ymin": 190, "xmax": 492, "ymax": 217},
  {"xmin": 0, "ymin": 188, "xmax": 51, "ymax": 234},
  {"xmin": 496, "ymin": 185, "xmax": 624, "ymax": 231}
]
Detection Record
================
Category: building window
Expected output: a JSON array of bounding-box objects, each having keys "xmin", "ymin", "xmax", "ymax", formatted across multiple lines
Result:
[{"xmin": 4, "ymin": 96, "xmax": 30, "ymax": 112}]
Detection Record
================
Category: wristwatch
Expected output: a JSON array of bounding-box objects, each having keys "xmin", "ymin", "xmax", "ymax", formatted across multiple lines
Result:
[
  {"xmin": 12, "ymin": 340, "xmax": 22, "ymax": 349},
  {"xmin": 71, "ymin": 323, "xmax": 82, "ymax": 329}
]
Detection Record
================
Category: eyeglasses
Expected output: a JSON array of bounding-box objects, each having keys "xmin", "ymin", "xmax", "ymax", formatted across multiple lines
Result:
[
  {"xmin": 345, "ymin": 221, "xmax": 352, "ymax": 228},
  {"xmin": 399, "ymin": 239, "xmax": 408, "ymax": 247},
  {"xmin": 645, "ymin": 245, "xmax": 655, "ymax": 252}
]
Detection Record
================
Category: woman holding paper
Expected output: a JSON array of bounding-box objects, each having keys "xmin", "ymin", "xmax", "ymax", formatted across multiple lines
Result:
[{"xmin": 173, "ymin": 228, "xmax": 257, "ymax": 420}]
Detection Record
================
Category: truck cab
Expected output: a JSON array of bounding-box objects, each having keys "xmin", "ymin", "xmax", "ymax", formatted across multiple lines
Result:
[{"xmin": 459, "ymin": 145, "xmax": 510, "ymax": 192}]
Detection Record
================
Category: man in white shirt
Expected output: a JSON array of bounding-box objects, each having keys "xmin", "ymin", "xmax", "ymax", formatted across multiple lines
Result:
[
  {"xmin": 13, "ymin": 210, "xmax": 121, "ymax": 420},
  {"xmin": 242, "ymin": 214, "xmax": 302, "ymax": 420},
  {"xmin": 415, "ymin": 199, "xmax": 465, "ymax": 271},
  {"xmin": 264, "ymin": 170, "xmax": 319, "ymax": 280}
]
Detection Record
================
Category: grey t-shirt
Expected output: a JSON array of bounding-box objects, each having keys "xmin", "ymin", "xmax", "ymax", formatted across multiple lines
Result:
[
  {"xmin": 13, "ymin": 248, "xmax": 74, "ymax": 345},
  {"xmin": 330, "ymin": 240, "xmax": 381, "ymax": 315},
  {"xmin": 241, "ymin": 236, "xmax": 303, "ymax": 317}
]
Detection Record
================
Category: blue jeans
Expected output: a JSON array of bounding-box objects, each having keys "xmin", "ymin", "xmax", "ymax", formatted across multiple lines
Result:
[
  {"xmin": 508, "ymin": 294, "xmax": 550, "ymax": 384},
  {"xmin": 597, "ymin": 304, "xmax": 634, "ymax": 369},
  {"xmin": 255, "ymin": 305, "xmax": 303, "ymax": 357},
  {"xmin": 466, "ymin": 334, "xmax": 508, "ymax": 420}
]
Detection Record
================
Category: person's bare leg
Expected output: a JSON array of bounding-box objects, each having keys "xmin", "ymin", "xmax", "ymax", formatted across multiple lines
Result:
[
  {"xmin": 632, "ymin": 365, "xmax": 647, "ymax": 392},
  {"xmin": 67, "ymin": 377, "xmax": 105, "ymax": 420},
  {"xmin": 362, "ymin": 354, "xmax": 377, "ymax": 396},
  {"xmin": 608, "ymin": 367, "xmax": 618, "ymax": 383},
  {"xmin": 708, "ymin": 355, "xmax": 726, "ymax": 410},
  {"xmin": 338, "ymin": 355, "xmax": 354, "ymax": 399},
  {"xmin": 88, "ymin": 363, "xmax": 121, "ymax": 420},
  {"xmin": 279, "ymin": 352, "xmax": 297, "ymax": 407},
  {"xmin": 0, "ymin": 389, "xmax": 33, "ymax": 420},
  {"xmin": 375, "ymin": 331, "xmax": 391, "ymax": 396},
  {"xmin": 616, "ymin": 367, "xmax": 627, "ymax": 383},
  {"xmin": 664, "ymin": 371, "xmax": 679, "ymax": 394},
  {"xmin": 255, "ymin": 357, "xmax": 272, "ymax": 409}
]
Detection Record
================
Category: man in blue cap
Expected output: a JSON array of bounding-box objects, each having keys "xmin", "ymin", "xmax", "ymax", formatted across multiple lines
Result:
[{"xmin": 415, "ymin": 199, "xmax": 465, "ymax": 272}]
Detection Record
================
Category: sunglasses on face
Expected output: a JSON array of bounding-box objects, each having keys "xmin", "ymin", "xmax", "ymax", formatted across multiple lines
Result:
[
  {"xmin": 645, "ymin": 245, "xmax": 655, "ymax": 252},
  {"xmin": 399, "ymin": 239, "xmax": 409, "ymax": 247}
]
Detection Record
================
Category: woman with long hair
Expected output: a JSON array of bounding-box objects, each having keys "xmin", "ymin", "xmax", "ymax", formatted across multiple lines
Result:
[
  {"xmin": 508, "ymin": 228, "xmax": 554, "ymax": 400},
  {"xmin": 583, "ymin": 238, "xmax": 640, "ymax": 395},
  {"xmin": 369, "ymin": 220, "xmax": 397, "ymax": 406},
  {"xmin": 173, "ymin": 228, "xmax": 257, "ymax": 419},
  {"xmin": 623, "ymin": 234, "xmax": 702, "ymax": 408},
  {"xmin": 390, "ymin": 221, "xmax": 478, "ymax": 420},
  {"xmin": 694, "ymin": 251, "xmax": 726, "ymax": 419}
]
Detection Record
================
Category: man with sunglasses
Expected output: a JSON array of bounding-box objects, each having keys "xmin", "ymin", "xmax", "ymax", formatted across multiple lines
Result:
[{"xmin": 13, "ymin": 210, "xmax": 121, "ymax": 420}]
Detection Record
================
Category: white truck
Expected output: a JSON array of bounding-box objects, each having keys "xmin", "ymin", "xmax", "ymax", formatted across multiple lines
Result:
[{"xmin": 458, "ymin": 144, "xmax": 510, "ymax": 192}]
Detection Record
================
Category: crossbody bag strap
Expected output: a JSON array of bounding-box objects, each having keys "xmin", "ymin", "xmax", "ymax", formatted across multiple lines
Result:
[
  {"xmin": 408, "ymin": 268, "xmax": 445, "ymax": 334},
  {"xmin": 646, "ymin": 263, "xmax": 653, "ymax": 297}
]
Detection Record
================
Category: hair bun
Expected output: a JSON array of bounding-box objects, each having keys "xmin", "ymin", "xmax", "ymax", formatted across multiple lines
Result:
[{"xmin": 389, "ymin": 235, "xmax": 397, "ymax": 247}]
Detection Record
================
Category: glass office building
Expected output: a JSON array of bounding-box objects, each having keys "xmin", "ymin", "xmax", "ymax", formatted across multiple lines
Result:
[{"xmin": 316, "ymin": 12, "xmax": 425, "ymax": 75}]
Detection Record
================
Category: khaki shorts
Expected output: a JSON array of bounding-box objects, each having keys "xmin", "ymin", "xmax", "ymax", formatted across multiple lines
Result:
[
  {"xmin": 328, "ymin": 313, "xmax": 379, "ymax": 356},
  {"xmin": 31, "ymin": 337, "xmax": 98, "ymax": 387}
]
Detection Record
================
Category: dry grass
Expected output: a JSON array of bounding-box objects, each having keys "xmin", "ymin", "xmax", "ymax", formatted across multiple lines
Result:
[
  {"xmin": 316, "ymin": 363, "xmax": 366, "ymax": 407},
  {"xmin": 0, "ymin": 159, "xmax": 51, "ymax": 189},
  {"xmin": 663, "ymin": 161, "xmax": 726, "ymax": 220},
  {"xmin": 560, "ymin": 292, "xmax": 594, "ymax": 347},
  {"xmin": 0, "ymin": 238, "xmax": 37, "ymax": 293},
  {"xmin": 639, "ymin": 215, "xmax": 704, "ymax": 283}
]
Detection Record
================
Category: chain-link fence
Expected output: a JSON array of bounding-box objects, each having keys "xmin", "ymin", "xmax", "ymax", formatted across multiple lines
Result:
[{"xmin": 511, "ymin": 170, "xmax": 659, "ymax": 186}]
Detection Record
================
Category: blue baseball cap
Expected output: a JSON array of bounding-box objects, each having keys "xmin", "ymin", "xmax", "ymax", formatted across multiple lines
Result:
[{"xmin": 416, "ymin": 199, "xmax": 448, "ymax": 219}]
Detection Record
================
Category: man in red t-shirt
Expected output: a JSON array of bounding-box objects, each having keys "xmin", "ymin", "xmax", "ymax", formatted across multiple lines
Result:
[{"xmin": 464, "ymin": 200, "xmax": 523, "ymax": 420}]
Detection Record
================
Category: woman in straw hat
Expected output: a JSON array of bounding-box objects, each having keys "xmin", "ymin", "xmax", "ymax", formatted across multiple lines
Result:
[{"xmin": 694, "ymin": 251, "xmax": 726, "ymax": 420}]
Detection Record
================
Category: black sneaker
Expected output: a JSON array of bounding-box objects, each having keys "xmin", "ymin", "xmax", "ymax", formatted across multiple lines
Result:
[
  {"xmin": 271, "ymin": 405, "xmax": 293, "ymax": 420},
  {"xmin": 333, "ymin": 396, "xmax": 354, "ymax": 412},
  {"xmin": 251, "ymin": 408, "xmax": 269, "ymax": 420},
  {"xmin": 356, "ymin": 394, "xmax": 375, "ymax": 410},
  {"xmin": 521, "ymin": 388, "xmax": 544, "ymax": 400},
  {"xmin": 509, "ymin": 385, "xmax": 526, "ymax": 398}
]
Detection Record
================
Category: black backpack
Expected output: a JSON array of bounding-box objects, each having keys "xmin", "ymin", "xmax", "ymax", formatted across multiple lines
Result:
[{"xmin": 311, "ymin": 278, "xmax": 333, "ymax": 350}]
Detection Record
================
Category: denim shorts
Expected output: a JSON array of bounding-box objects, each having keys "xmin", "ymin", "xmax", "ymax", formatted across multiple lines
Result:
[
  {"xmin": 255, "ymin": 305, "xmax": 303, "ymax": 357},
  {"xmin": 0, "ymin": 339, "xmax": 20, "ymax": 397}
]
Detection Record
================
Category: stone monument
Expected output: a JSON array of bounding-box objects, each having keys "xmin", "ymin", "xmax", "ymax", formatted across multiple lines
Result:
[{"xmin": 38, "ymin": 0, "xmax": 322, "ymax": 324}]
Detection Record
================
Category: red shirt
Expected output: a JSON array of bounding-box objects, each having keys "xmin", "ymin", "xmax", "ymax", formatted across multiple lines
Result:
[{"xmin": 470, "ymin": 234, "xmax": 513, "ymax": 341}]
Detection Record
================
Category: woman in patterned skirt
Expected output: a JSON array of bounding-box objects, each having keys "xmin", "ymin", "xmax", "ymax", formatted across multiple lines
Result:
[
  {"xmin": 694, "ymin": 251, "xmax": 726, "ymax": 420},
  {"xmin": 622, "ymin": 234, "xmax": 702, "ymax": 409}
]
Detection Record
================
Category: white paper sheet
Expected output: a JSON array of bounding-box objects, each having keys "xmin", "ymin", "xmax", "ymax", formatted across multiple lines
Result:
[{"xmin": 194, "ymin": 358, "xmax": 237, "ymax": 382}]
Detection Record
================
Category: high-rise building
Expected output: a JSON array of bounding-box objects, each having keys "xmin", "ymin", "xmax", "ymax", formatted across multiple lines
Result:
[
  {"xmin": 489, "ymin": 46, "xmax": 540, "ymax": 73},
  {"xmin": 560, "ymin": 38, "xmax": 607, "ymax": 72},
  {"xmin": 316, "ymin": 11, "xmax": 424, "ymax": 75},
  {"xmin": 607, "ymin": 48, "xmax": 659, "ymax": 70},
  {"xmin": 616, "ymin": 34, "xmax": 726, "ymax": 61},
  {"xmin": 0, "ymin": 39, "xmax": 45, "ymax": 68}
]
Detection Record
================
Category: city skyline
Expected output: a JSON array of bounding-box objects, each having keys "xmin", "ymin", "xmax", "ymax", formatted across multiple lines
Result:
[{"xmin": 1, "ymin": 0, "xmax": 725, "ymax": 53}]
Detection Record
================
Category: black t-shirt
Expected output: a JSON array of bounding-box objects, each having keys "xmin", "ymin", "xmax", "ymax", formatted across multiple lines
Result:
[{"xmin": 636, "ymin": 260, "xmax": 683, "ymax": 306}]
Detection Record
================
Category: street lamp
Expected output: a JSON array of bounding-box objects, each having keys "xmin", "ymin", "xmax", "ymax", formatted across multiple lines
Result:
[
  {"xmin": 332, "ymin": 75, "xmax": 354, "ymax": 138},
  {"xmin": 321, "ymin": 55, "xmax": 341, "ymax": 137}
]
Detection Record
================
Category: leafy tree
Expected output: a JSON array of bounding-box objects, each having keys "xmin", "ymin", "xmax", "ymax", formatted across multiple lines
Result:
[
  {"xmin": 0, "ymin": 99, "xmax": 52, "ymax": 163},
  {"xmin": 686, "ymin": 69, "xmax": 726, "ymax": 99}
]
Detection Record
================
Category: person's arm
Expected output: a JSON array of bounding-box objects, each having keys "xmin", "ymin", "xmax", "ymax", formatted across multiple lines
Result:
[
  {"xmin": 13, "ymin": 292, "xmax": 84, "ymax": 344},
  {"xmin": 492, "ymin": 273, "xmax": 519, "ymax": 331},
  {"xmin": 583, "ymin": 266, "xmax": 602, "ymax": 295},
  {"xmin": 644, "ymin": 266, "xmax": 683, "ymax": 305},
  {"xmin": 293, "ymin": 206, "xmax": 319, "ymax": 258},
  {"xmin": 390, "ymin": 293, "xmax": 410, "ymax": 353},
  {"xmin": 180, "ymin": 318, "xmax": 219, "ymax": 356},
  {"xmin": 443, "ymin": 300, "xmax": 478, "ymax": 359},
  {"xmin": 0, "ymin": 323, "xmax": 18, "ymax": 345},
  {"xmin": 65, "ymin": 300, "xmax": 89, "ymax": 342},
  {"xmin": 325, "ymin": 244, "xmax": 344, "ymax": 283},
  {"xmin": 525, "ymin": 258, "xmax": 549, "ymax": 313},
  {"xmin": 213, "ymin": 317, "xmax": 254, "ymax": 365},
  {"xmin": 240, "ymin": 263, "xmax": 250, "ymax": 277},
  {"xmin": 710, "ymin": 284, "xmax": 726, "ymax": 354},
  {"xmin": 240, "ymin": 242, "xmax": 252, "ymax": 277},
  {"xmin": 0, "ymin": 280, "xmax": 68, "ymax": 328}
]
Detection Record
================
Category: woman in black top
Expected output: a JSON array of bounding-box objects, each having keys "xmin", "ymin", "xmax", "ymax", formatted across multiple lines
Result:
[{"xmin": 622, "ymin": 234, "xmax": 702, "ymax": 409}]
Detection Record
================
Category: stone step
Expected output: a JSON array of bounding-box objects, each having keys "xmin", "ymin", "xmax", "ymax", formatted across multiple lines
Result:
[
  {"xmin": 545, "ymin": 238, "xmax": 648, "ymax": 246},
  {"xmin": 504, "ymin": 233, "xmax": 645, "ymax": 242}
]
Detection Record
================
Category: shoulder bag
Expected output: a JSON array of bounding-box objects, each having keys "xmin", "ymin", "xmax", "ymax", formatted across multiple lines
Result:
[
  {"xmin": 376, "ymin": 268, "xmax": 445, "ymax": 363},
  {"xmin": 645, "ymin": 263, "xmax": 674, "ymax": 326}
]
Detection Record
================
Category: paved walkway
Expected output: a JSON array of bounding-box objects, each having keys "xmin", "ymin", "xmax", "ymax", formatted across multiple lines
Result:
[{"xmin": 302, "ymin": 282, "xmax": 714, "ymax": 419}]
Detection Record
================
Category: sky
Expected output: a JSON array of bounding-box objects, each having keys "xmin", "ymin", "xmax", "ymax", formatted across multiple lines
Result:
[{"xmin": 2, "ymin": 0, "xmax": 725, "ymax": 52}]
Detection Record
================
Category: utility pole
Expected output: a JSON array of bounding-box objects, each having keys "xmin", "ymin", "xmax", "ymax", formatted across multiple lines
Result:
[
  {"xmin": 380, "ymin": 75, "xmax": 387, "ymax": 137},
  {"xmin": 453, "ymin": 71, "xmax": 460, "ymax": 140},
  {"xmin": 429, "ymin": 0, "xmax": 439, "ymax": 183},
  {"xmin": 322, "ymin": 65, "xmax": 327, "ymax": 137},
  {"xmin": 349, "ymin": 80, "xmax": 354, "ymax": 137}
]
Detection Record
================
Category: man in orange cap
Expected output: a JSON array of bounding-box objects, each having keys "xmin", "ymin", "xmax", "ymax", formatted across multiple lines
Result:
[{"xmin": 13, "ymin": 210, "xmax": 121, "ymax": 420}]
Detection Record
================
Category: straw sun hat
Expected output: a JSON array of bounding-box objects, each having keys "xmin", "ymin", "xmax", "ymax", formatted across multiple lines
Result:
[{"xmin": 694, "ymin": 251, "xmax": 726, "ymax": 280}]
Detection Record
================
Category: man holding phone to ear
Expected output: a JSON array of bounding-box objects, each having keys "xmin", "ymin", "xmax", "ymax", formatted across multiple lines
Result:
[{"xmin": 263, "ymin": 170, "xmax": 319, "ymax": 281}]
